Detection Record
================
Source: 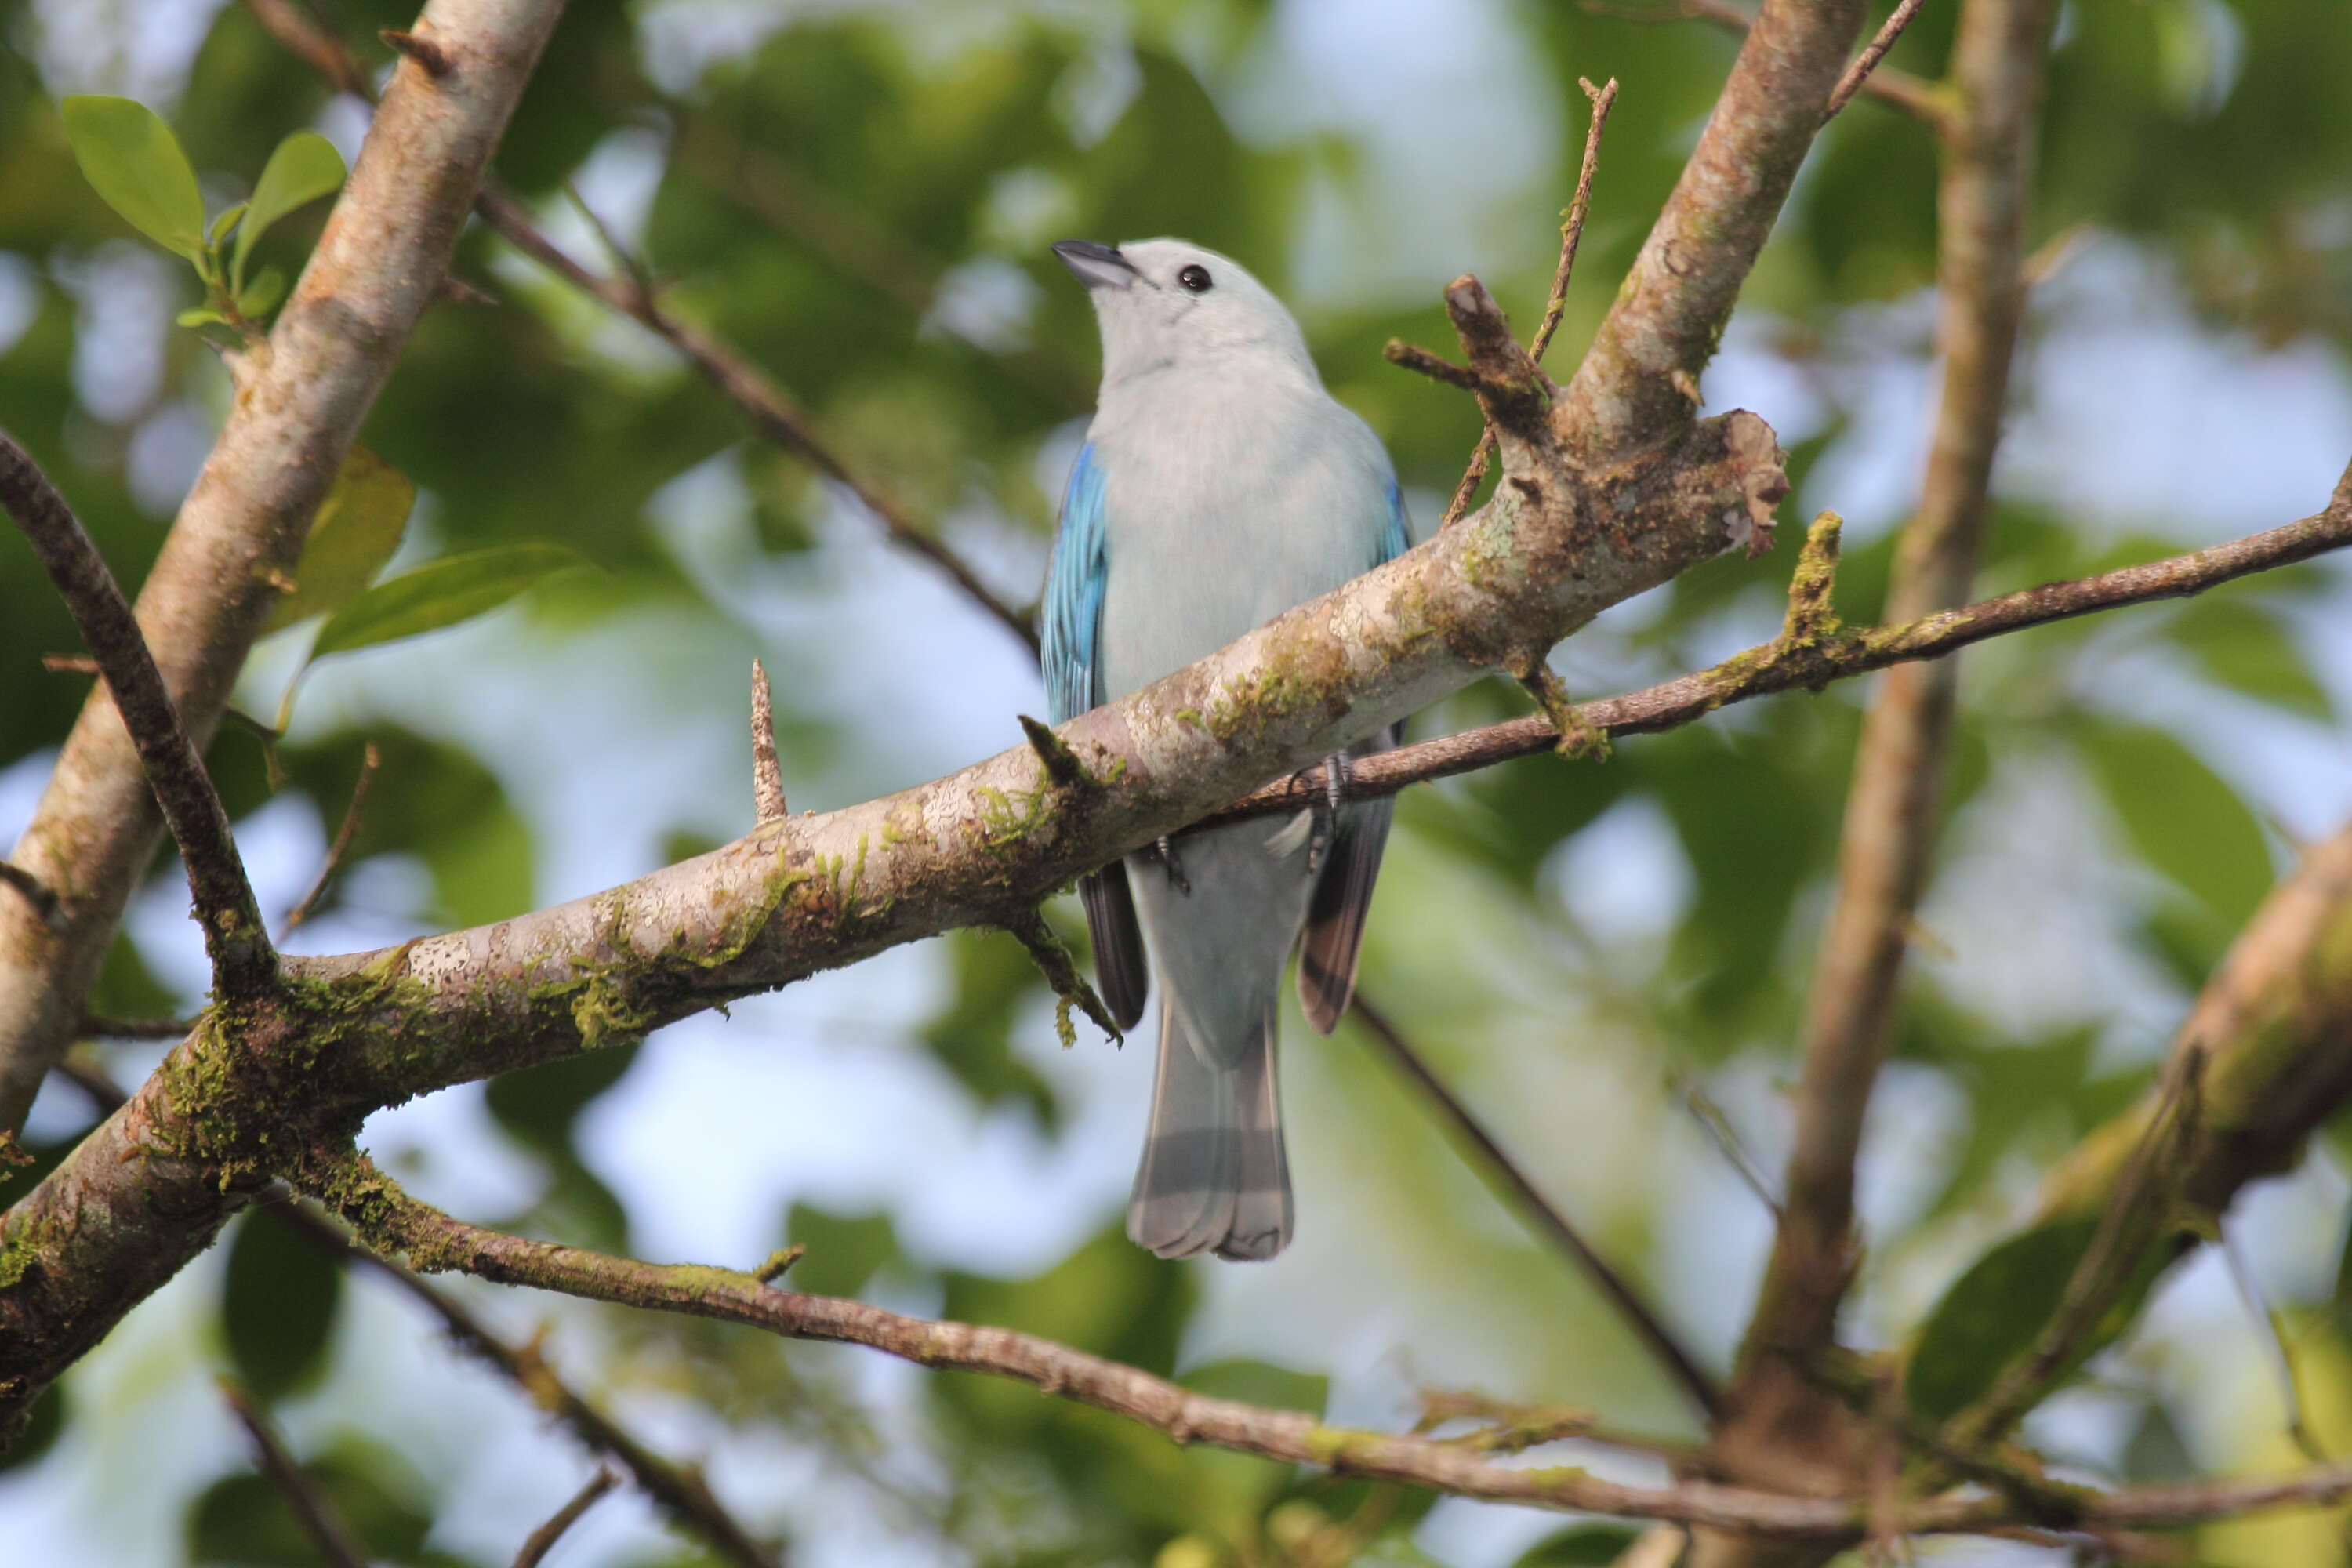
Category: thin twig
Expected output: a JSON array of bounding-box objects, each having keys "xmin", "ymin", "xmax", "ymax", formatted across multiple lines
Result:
[
  {"xmin": 240, "ymin": 0, "xmax": 1039, "ymax": 655},
  {"xmin": 0, "ymin": 433, "xmax": 276, "ymax": 1000},
  {"xmin": 2220, "ymin": 1227, "xmax": 2326, "ymax": 1465},
  {"xmin": 1003, "ymin": 906, "xmax": 1122, "ymax": 1045},
  {"xmin": 1440, "ymin": 77, "xmax": 1618, "ymax": 528},
  {"xmin": 245, "ymin": 0, "xmax": 372, "ymax": 95},
  {"xmin": 561, "ymin": 180, "xmax": 653, "ymax": 307},
  {"xmin": 1830, "ymin": 0, "xmax": 1933, "ymax": 117},
  {"xmin": 75, "ymin": 1014, "xmax": 200, "ymax": 1040},
  {"xmin": 267, "ymin": 1191, "xmax": 785, "ymax": 1568},
  {"xmin": 750, "ymin": 661, "xmax": 788, "ymax": 824},
  {"xmin": 1666, "ymin": 1067, "xmax": 1784, "ymax": 1218},
  {"xmin": 60, "ymin": 1062, "xmax": 779, "ymax": 1568},
  {"xmin": 1590, "ymin": 0, "xmax": 1946, "ymax": 123},
  {"xmin": 1351, "ymin": 996, "xmax": 1721, "ymax": 1420},
  {"xmin": 1202, "ymin": 495, "xmax": 2352, "ymax": 828},
  {"xmin": 1413, "ymin": 1387, "xmax": 1709, "ymax": 1465},
  {"xmin": 220, "ymin": 1379, "xmax": 372, "ymax": 1568},
  {"xmin": 1951, "ymin": 1048, "xmax": 2205, "ymax": 1450},
  {"xmin": 513, "ymin": 1468, "xmax": 620, "ymax": 1568},
  {"xmin": 1532, "ymin": 78, "xmax": 1623, "ymax": 368},
  {"xmin": 280, "ymin": 742, "xmax": 379, "ymax": 936},
  {"xmin": 311, "ymin": 1150, "xmax": 2352, "ymax": 1540}
]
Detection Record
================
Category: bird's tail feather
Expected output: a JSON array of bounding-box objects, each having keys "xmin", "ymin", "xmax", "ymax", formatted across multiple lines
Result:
[{"xmin": 1127, "ymin": 1000, "xmax": 1291, "ymax": 1261}]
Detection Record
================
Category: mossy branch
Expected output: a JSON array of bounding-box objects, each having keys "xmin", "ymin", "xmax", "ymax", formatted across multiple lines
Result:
[
  {"xmin": 1018, "ymin": 714, "xmax": 1098, "ymax": 793},
  {"xmin": 1003, "ymin": 906, "xmax": 1123, "ymax": 1046},
  {"xmin": 276, "ymin": 1152, "xmax": 2352, "ymax": 1541}
]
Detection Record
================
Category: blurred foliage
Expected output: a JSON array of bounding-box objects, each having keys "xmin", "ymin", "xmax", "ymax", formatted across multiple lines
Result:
[{"xmin": 1, "ymin": 0, "xmax": 2348, "ymax": 1563}]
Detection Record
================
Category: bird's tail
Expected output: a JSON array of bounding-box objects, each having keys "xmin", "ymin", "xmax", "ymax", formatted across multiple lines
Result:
[{"xmin": 1127, "ymin": 1000, "xmax": 1291, "ymax": 1261}]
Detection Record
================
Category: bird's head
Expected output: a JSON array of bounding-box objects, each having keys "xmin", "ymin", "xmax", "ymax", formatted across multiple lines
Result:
[{"xmin": 1052, "ymin": 238, "xmax": 1314, "ymax": 390}]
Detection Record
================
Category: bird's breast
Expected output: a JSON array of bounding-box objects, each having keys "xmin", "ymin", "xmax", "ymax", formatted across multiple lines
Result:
[{"xmin": 1091, "ymin": 383, "xmax": 1390, "ymax": 702}]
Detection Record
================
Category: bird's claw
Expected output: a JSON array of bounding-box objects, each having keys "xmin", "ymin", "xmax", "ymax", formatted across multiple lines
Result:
[
  {"xmin": 1155, "ymin": 834, "xmax": 1191, "ymax": 895},
  {"xmin": 1304, "ymin": 751, "xmax": 1351, "ymax": 874}
]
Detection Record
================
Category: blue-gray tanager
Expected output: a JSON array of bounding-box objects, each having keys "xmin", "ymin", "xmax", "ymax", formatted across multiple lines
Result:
[{"xmin": 1044, "ymin": 238, "xmax": 1410, "ymax": 1261}]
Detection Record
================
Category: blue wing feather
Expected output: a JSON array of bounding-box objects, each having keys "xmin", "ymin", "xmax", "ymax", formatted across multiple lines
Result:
[
  {"xmin": 1376, "ymin": 473, "xmax": 1411, "ymax": 569},
  {"xmin": 1044, "ymin": 441, "xmax": 1109, "ymax": 725},
  {"xmin": 1044, "ymin": 439, "xmax": 1147, "ymax": 1030}
]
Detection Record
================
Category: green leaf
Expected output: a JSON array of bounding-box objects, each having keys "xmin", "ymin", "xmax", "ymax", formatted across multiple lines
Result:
[
  {"xmin": 2078, "ymin": 720, "xmax": 2275, "ymax": 931},
  {"xmin": 175, "ymin": 307, "xmax": 231, "ymax": 329},
  {"xmin": 310, "ymin": 543, "xmax": 586, "ymax": 660},
  {"xmin": 782, "ymin": 1203, "xmax": 899, "ymax": 1298},
  {"xmin": 60, "ymin": 96, "xmax": 208, "ymax": 262},
  {"xmin": 262, "ymin": 449, "xmax": 414, "ymax": 635},
  {"xmin": 233, "ymin": 130, "xmax": 345, "ymax": 292},
  {"xmin": 2169, "ymin": 597, "xmax": 2332, "ymax": 720},
  {"xmin": 234, "ymin": 265, "xmax": 285, "ymax": 320},
  {"xmin": 207, "ymin": 200, "xmax": 248, "ymax": 249},
  {"xmin": 1907, "ymin": 1217, "xmax": 2101, "ymax": 1421},
  {"xmin": 222, "ymin": 1207, "xmax": 343, "ymax": 1399},
  {"xmin": 1513, "ymin": 1525, "xmax": 1644, "ymax": 1566}
]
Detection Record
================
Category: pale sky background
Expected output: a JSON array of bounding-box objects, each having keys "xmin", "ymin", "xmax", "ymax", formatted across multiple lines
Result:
[{"xmin": 5, "ymin": 2, "xmax": 2351, "ymax": 1565}]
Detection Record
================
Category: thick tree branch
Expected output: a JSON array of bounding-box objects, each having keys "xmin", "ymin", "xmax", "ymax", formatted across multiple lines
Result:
[
  {"xmin": 1, "ymin": 435, "xmax": 274, "ymax": 996},
  {"xmin": 1706, "ymin": 0, "xmax": 2059, "ymax": 1531},
  {"xmin": 1559, "ymin": 0, "xmax": 1870, "ymax": 458},
  {"xmin": 2035, "ymin": 810, "xmax": 2352, "ymax": 1268},
  {"xmin": 5, "ymin": 470, "xmax": 2346, "ymax": 1434},
  {"xmin": 0, "ymin": 0, "xmax": 2178, "ymax": 1443},
  {"xmin": 1600, "ymin": 0, "xmax": 1947, "ymax": 123},
  {"xmin": 294, "ymin": 1156, "xmax": 2352, "ymax": 1541},
  {"xmin": 1947, "ymin": 1050, "xmax": 2203, "ymax": 1450},
  {"xmin": 0, "ymin": 0, "xmax": 569, "ymax": 1137},
  {"xmin": 1351, "ymin": 997, "xmax": 1720, "ymax": 1420}
]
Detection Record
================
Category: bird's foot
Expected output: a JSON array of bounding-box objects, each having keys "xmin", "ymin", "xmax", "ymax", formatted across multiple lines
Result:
[
  {"xmin": 1154, "ymin": 834, "xmax": 1191, "ymax": 895},
  {"xmin": 1305, "ymin": 750, "xmax": 1352, "ymax": 873}
]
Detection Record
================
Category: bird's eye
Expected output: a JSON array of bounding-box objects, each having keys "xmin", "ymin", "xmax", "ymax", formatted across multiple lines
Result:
[{"xmin": 1176, "ymin": 263, "xmax": 1213, "ymax": 293}]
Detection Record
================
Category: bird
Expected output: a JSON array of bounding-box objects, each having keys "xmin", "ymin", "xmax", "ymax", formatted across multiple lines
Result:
[{"xmin": 1043, "ymin": 238, "xmax": 1412, "ymax": 1261}]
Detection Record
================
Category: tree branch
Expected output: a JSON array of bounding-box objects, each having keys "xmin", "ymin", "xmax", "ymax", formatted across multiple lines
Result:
[
  {"xmin": 279, "ymin": 741, "xmax": 379, "ymax": 936},
  {"xmin": 0, "ymin": 437, "xmax": 276, "ymax": 1000},
  {"xmin": 220, "ymin": 1378, "xmax": 371, "ymax": 1568},
  {"xmin": 239, "ymin": 0, "xmax": 1039, "ymax": 655},
  {"xmin": 1829, "ymin": 0, "xmax": 1934, "ymax": 117},
  {"xmin": 1203, "ymin": 499, "xmax": 2352, "ymax": 828},
  {"xmin": 513, "ymin": 1469, "xmax": 618, "ymax": 1568},
  {"xmin": 5, "ymin": 471, "xmax": 2344, "ymax": 1434},
  {"xmin": 1595, "ymin": 0, "xmax": 1947, "ymax": 124},
  {"xmin": 1440, "ymin": 77, "xmax": 1618, "ymax": 527},
  {"xmin": 1352, "ymin": 997, "xmax": 1719, "ymax": 1420},
  {"xmin": 0, "ymin": 0, "xmax": 569, "ymax": 1137},
  {"xmin": 298, "ymin": 1152, "xmax": 2352, "ymax": 1541},
  {"xmin": 334, "ymin": 1220, "xmax": 782, "ymax": 1568},
  {"xmin": 1706, "ymin": 0, "xmax": 2060, "ymax": 1523},
  {"xmin": 1559, "ymin": 0, "xmax": 1871, "ymax": 458},
  {"xmin": 2036, "ymin": 808, "xmax": 2352, "ymax": 1264}
]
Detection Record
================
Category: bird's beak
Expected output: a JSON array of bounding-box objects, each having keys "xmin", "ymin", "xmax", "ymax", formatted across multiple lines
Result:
[{"xmin": 1052, "ymin": 238, "xmax": 1139, "ymax": 291}]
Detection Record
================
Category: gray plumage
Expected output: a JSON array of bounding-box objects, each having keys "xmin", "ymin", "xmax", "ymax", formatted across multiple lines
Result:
[{"xmin": 1044, "ymin": 238, "xmax": 1410, "ymax": 1261}]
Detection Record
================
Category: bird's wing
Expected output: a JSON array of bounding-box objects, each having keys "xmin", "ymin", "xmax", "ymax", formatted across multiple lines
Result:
[
  {"xmin": 1044, "ymin": 441, "xmax": 1148, "ymax": 1029},
  {"xmin": 1043, "ymin": 441, "xmax": 1109, "ymax": 728},
  {"xmin": 1298, "ymin": 474, "xmax": 1411, "ymax": 1034}
]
